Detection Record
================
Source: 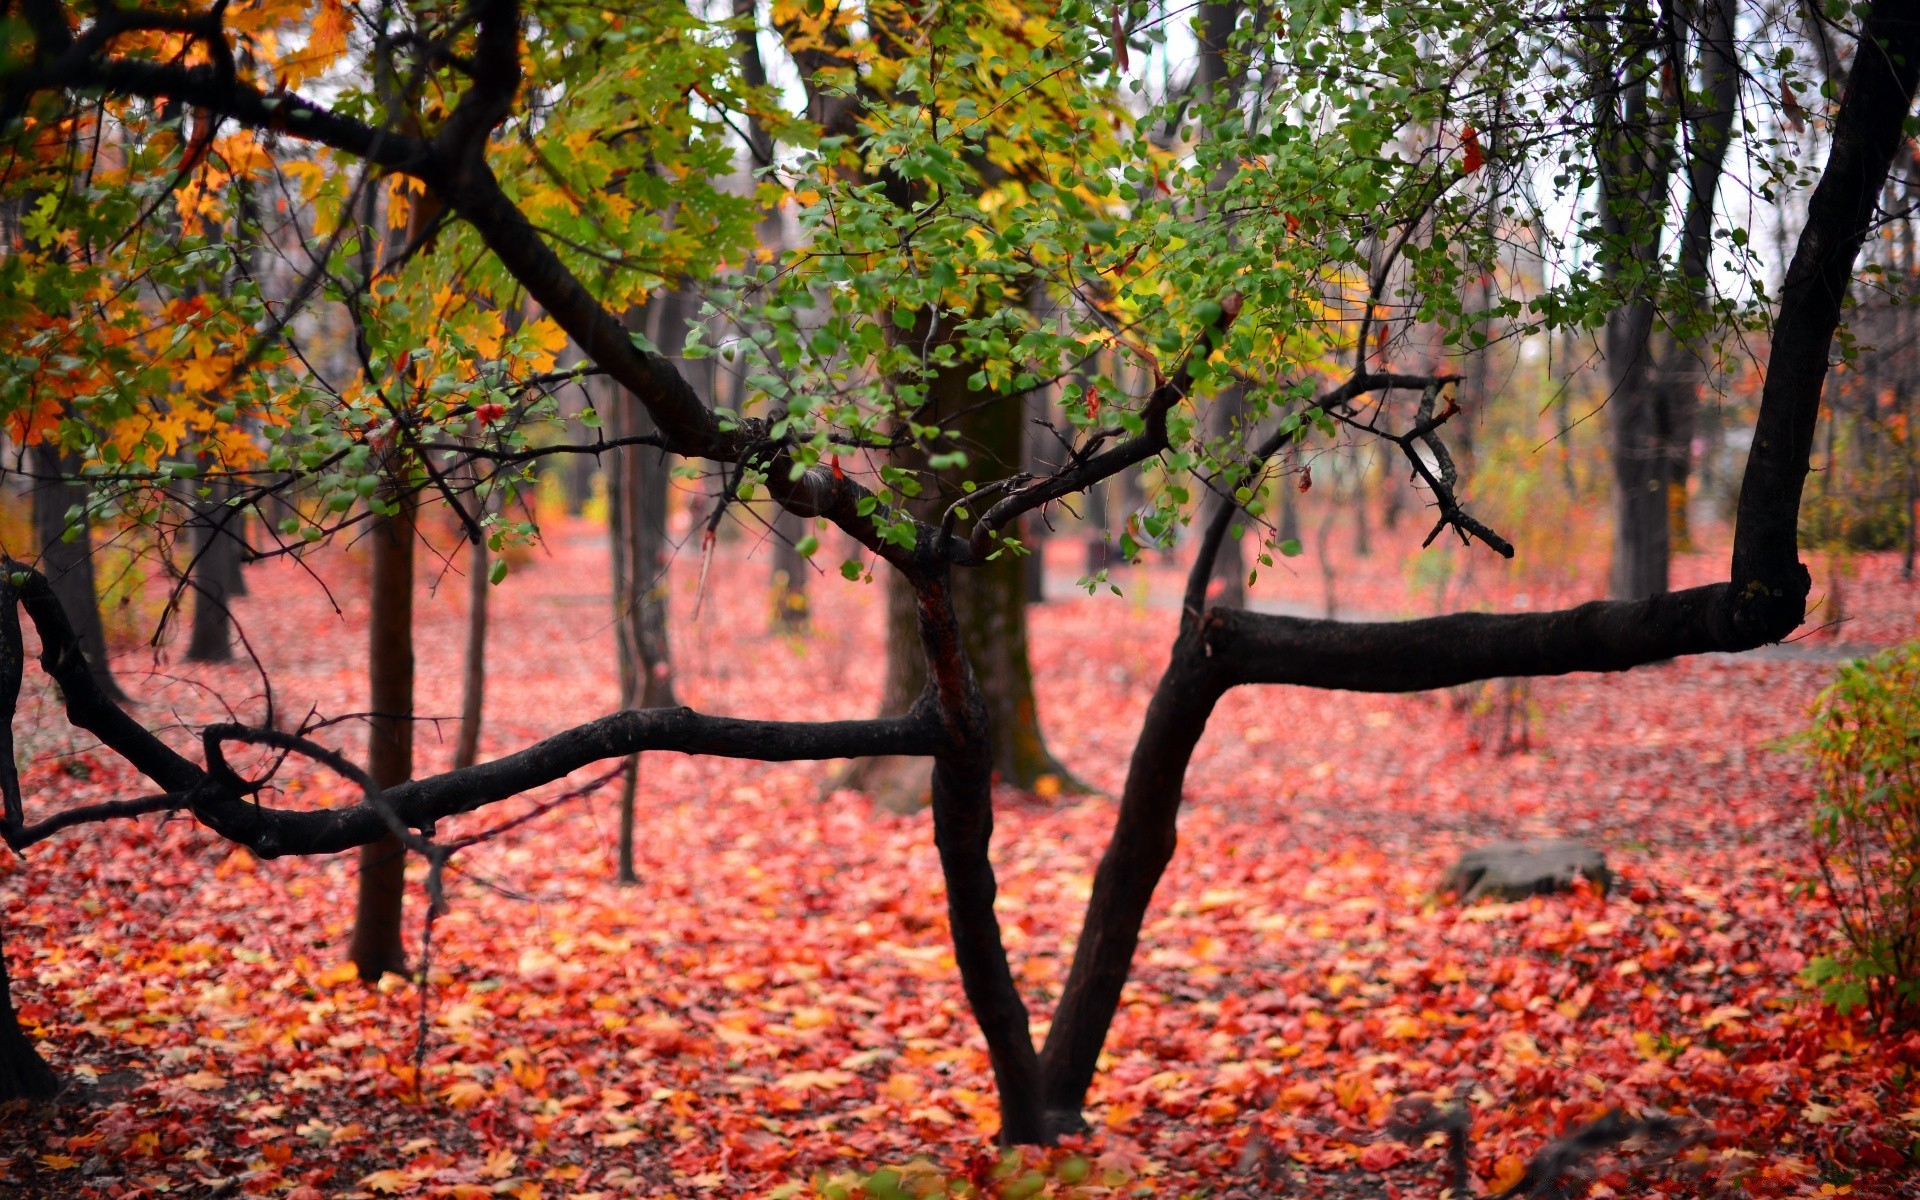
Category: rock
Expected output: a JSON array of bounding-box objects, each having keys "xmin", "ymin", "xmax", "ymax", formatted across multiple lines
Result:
[{"xmin": 1442, "ymin": 839, "xmax": 1610, "ymax": 901}]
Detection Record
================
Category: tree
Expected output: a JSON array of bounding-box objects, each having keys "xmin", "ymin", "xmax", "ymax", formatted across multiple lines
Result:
[
  {"xmin": 606, "ymin": 301, "xmax": 680, "ymax": 883},
  {"xmin": 2, "ymin": 0, "xmax": 1915, "ymax": 1143},
  {"xmin": 1596, "ymin": 0, "xmax": 1743, "ymax": 599}
]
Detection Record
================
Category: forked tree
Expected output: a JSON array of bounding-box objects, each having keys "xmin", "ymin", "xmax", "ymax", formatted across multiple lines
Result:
[{"xmin": 1, "ymin": 0, "xmax": 1916, "ymax": 1151}]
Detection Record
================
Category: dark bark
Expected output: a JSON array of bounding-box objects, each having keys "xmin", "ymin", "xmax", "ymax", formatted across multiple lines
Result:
[
  {"xmin": 30, "ymin": 444, "xmax": 123, "ymax": 701},
  {"xmin": 0, "ymin": 584, "xmax": 60, "ymax": 1101},
  {"xmin": 914, "ymin": 570, "xmax": 1049, "ymax": 1142},
  {"xmin": 1038, "ymin": 633, "xmax": 1224, "ymax": 1120},
  {"xmin": 848, "ymin": 360, "xmax": 1072, "ymax": 807},
  {"xmin": 185, "ymin": 482, "xmax": 247, "ymax": 663},
  {"xmin": 1204, "ymin": 386, "xmax": 1249, "ymax": 607},
  {"xmin": 1598, "ymin": 14, "xmax": 1677, "ymax": 601},
  {"xmin": 607, "ymin": 303, "xmax": 680, "ymax": 883},
  {"xmin": 348, "ymin": 491, "xmax": 414, "ymax": 981},
  {"xmin": 453, "ymin": 532, "xmax": 487, "ymax": 772},
  {"xmin": 1650, "ymin": 0, "xmax": 1740, "ymax": 553},
  {"xmin": 0, "ymin": 915, "xmax": 60, "ymax": 1102},
  {"xmin": 771, "ymin": 506, "xmax": 811, "ymax": 630}
]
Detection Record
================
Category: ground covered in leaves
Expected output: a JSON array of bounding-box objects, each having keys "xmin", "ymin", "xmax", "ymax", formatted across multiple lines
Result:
[{"xmin": 3, "ymin": 516, "xmax": 1918, "ymax": 1198}]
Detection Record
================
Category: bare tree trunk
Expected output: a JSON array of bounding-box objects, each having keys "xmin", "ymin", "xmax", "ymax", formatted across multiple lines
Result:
[
  {"xmin": 348, "ymin": 489, "xmax": 413, "ymax": 981},
  {"xmin": 30, "ymin": 444, "xmax": 124, "ymax": 701},
  {"xmin": 0, "ymin": 915, "xmax": 59, "ymax": 1101},
  {"xmin": 771, "ymin": 506, "xmax": 810, "ymax": 631},
  {"xmin": 1023, "ymin": 385, "xmax": 1052, "ymax": 605},
  {"xmin": 607, "ymin": 302, "xmax": 681, "ymax": 883},
  {"xmin": 1601, "ymin": 58, "xmax": 1675, "ymax": 601},
  {"xmin": 1649, "ymin": 0, "xmax": 1738, "ymax": 555},
  {"xmin": 840, "ymin": 357, "xmax": 1075, "ymax": 809},
  {"xmin": 185, "ymin": 482, "xmax": 246, "ymax": 663},
  {"xmin": 453, "ymin": 531, "xmax": 487, "ymax": 772},
  {"xmin": 1204, "ymin": 385, "xmax": 1248, "ymax": 606}
]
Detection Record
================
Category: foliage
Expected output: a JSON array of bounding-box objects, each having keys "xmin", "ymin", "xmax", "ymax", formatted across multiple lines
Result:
[{"xmin": 1803, "ymin": 641, "xmax": 1920, "ymax": 1021}]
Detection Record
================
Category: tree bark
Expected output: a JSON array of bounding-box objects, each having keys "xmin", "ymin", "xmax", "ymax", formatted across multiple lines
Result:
[
  {"xmin": 0, "ymin": 914, "xmax": 60, "ymax": 1102},
  {"xmin": 30, "ymin": 444, "xmax": 124, "ymax": 701},
  {"xmin": 1599, "ymin": 19, "xmax": 1677, "ymax": 601},
  {"xmin": 453, "ymin": 531, "xmax": 488, "ymax": 772},
  {"xmin": 1204, "ymin": 386, "xmax": 1249, "ymax": 607},
  {"xmin": 840, "ymin": 362, "xmax": 1074, "ymax": 809},
  {"xmin": 348, "ymin": 489, "xmax": 414, "ymax": 981},
  {"xmin": 1649, "ymin": 0, "xmax": 1739, "ymax": 555},
  {"xmin": 185, "ymin": 482, "xmax": 246, "ymax": 663},
  {"xmin": 771, "ymin": 506, "xmax": 811, "ymax": 631},
  {"xmin": 607, "ymin": 301, "xmax": 680, "ymax": 882}
]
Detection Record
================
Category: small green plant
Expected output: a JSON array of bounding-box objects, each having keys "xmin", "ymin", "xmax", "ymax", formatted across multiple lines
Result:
[{"xmin": 1802, "ymin": 641, "xmax": 1920, "ymax": 1021}]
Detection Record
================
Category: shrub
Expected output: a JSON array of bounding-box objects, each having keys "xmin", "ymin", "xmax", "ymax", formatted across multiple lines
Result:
[{"xmin": 1803, "ymin": 641, "xmax": 1920, "ymax": 1020}]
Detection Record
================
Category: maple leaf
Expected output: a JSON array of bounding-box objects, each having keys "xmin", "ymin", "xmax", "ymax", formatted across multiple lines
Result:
[
  {"xmin": 358, "ymin": 1168, "xmax": 415, "ymax": 1194},
  {"xmin": 1461, "ymin": 125, "xmax": 1485, "ymax": 174},
  {"xmin": 441, "ymin": 1079, "xmax": 490, "ymax": 1109}
]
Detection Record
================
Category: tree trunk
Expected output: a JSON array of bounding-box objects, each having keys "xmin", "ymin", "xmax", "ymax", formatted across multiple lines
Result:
[
  {"xmin": 453, "ymin": 531, "xmax": 487, "ymax": 772},
  {"xmin": 348, "ymin": 489, "xmax": 413, "ymax": 981},
  {"xmin": 185, "ymin": 482, "xmax": 246, "ymax": 663},
  {"xmin": 0, "ymin": 915, "xmax": 60, "ymax": 1102},
  {"xmin": 30, "ymin": 444, "xmax": 124, "ymax": 701},
  {"xmin": 1600, "ymin": 70, "xmax": 1675, "ymax": 600},
  {"xmin": 1649, "ymin": 0, "xmax": 1739, "ymax": 556},
  {"xmin": 840, "ymin": 363, "xmax": 1075, "ymax": 810},
  {"xmin": 1204, "ymin": 386, "xmax": 1248, "ymax": 607},
  {"xmin": 607, "ymin": 301, "xmax": 680, "ymax": 883},
  {"xmin": 771, "ymin": 506, "xmax": 810, "ymax": 631}
]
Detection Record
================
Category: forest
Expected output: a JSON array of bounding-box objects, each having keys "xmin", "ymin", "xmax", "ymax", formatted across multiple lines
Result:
[{"xmin": 1, "ymin": 0, "xmax": 1919, "ymax": 1196}]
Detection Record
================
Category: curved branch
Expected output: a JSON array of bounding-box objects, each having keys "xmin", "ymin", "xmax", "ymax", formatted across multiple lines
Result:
[{"xmin": 189, "ymin": 704, "xmax": 944, "ymax": 858}]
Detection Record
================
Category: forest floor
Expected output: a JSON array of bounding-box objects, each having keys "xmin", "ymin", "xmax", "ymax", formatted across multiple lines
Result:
[{"xmin": 2, "ymin": 511, "xmax": 1918, "ymax": 1199}]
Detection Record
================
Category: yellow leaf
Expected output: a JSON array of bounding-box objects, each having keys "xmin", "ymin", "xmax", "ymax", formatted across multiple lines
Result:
[
  {"xmin": 37, "ymin": 1155, "xmax": 79, "ymax": 1170},
  {"xmin": 358, "ymin": 1168, "xmax": 415, "ymax": 1194},
  {"xmin": 441, "ymin": 1080, "xmax": 490, "ymax": 1110},
  {"xmin": 178, "ymin": 1070, "xmax": 226, "ymax": 1091},
  {"xmin": 1701, "ymin": 1004, "xmax": 1750, "ymax": 1031},
  {"xmin": 518, "ymin": 317, "xmax": 569, "ymax": 373},
  {"xmin": 483, "ymin": 1149, "xmax": 519, "ymax": 1179},
  {"xmin": 283, "ymin": 160, "xmax": 326, "ymax": 204}
]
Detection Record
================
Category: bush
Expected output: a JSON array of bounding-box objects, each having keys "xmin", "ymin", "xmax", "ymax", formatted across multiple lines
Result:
[{"xmin": 1803, "ymin": 641, "xmax": 1920, "ymax": 1020}]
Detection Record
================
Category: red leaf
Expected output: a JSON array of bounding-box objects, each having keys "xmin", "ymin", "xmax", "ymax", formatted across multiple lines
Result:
[{"xmin": 1461, "ymin": 125, "xmax": 1485, "ymax": 174}]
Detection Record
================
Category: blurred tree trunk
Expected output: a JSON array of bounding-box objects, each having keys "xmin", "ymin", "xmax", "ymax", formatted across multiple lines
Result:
[
  {"xmin": 1648, "ymin": 0, "xmax": 1737, "ymax": 555},
  {"xmin": 841, "ymin": 363, "xmax": 1074, "ymax": 810},
  {"xmin": 348, "ymin": 484, "xmax": 413, "ymax": 981},
  {"xmin": 186, "ymin": 481, "xmax": 246, "ymax": 663},
  {"xmin": 1204, "ymin": 385, "xmax": 1248, "ymax": 607},
  {"xmin": 453, "ymin": 527, "xmax": 488, "ymax": 772},
  {"xmin": 1598, "ymin": 22, "xmax": 1676, "ymax": 601},
  {"xmin": 30, "ymin": 444, "xmax": 124, "ymax": 701},
  {"xmin": 771, "ymin": 507, "xmax": 811, "ymax": 631},
  {"xmin": 607, "ymin": 299, "xmax": 680, "ymax": 883}
]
